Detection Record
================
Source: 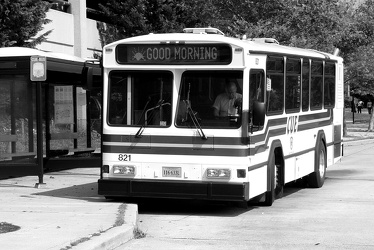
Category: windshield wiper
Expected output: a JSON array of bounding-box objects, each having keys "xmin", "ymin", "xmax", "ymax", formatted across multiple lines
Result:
[
  {"xmin": 135, "ymin": 99, "xmax": 164, "ymax": 138},
  {"xmin": 135, "ymin": 96, "xmax": 152, "ymax": 138},
  {"xmin": 184, "ymin": 100, "xmax": 207, "ymax": 140}
]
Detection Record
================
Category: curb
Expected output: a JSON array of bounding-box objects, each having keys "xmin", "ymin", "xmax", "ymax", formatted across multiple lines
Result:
[
  {"xmin": 74, "ymin": 203, "xmax": 138, "ymax": 250},
  {"xmin": 343, "ymin": 138, "xmax": 374, "ymax": 146}
]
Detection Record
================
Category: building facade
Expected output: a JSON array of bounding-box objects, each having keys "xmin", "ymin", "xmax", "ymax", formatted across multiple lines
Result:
[{"xmin": 36, "ymin": 0, "xmax": 103, "ymax": 59}]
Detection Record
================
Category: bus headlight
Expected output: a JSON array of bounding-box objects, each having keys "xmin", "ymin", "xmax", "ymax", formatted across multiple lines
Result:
[
  {"xmin": 206, "ymin": 168, "xmax": 231, "ymax": 179},
  {"xmin": 113, "ymin": 165, "xmax": 136, "ymax": 176}
]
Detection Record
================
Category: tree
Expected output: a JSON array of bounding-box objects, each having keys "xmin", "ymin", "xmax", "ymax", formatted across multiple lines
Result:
[
  {"xmin": 0, "ymin": 0, "xmax": 51, "ymax": 48},
  {"xmin": 244, "ymin": 0, "xmax": 349, "ymax": 53},
  {"xmin": 335, "ymin": 0, "xmax": 374, "ymax": 131},
  {"xmin": 97, "ymin": 0, "xmax": 374, "ymax": 133},
  {"xmin": 97, "ymin": 0, "xmax": 215, "ymax": 46}
]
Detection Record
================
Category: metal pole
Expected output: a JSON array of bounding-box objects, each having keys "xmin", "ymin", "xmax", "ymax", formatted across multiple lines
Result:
[
  {"xmin": 35, "ymin": 81, "xmax": 45, "ymax": 187},
  {"xmin": 73, "ymin": 86, "xmax": 78, "ymax": 149},
  {"xmin": 352, "ymin": 99, "xmax": 355, "ymax": 124},
  {"xmin": 86, "ymin": 90, "xmax": 92, "ymax": 148},
  {"xmin": 45, "ymin": 85, "xmax": 50, "ymax": 158}
]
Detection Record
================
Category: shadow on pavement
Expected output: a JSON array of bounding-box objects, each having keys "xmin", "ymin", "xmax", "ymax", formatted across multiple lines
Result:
[
  {"xmin": 32, "ymin": 182, "xmax": 105, "ymax": 203},
  {"xmin": 327, "ymin": 169, "xmax": 358, "ymax": 177},
  {"xmin": 107, "ymin": 197, "xmax": 260, "ymax": 217}
]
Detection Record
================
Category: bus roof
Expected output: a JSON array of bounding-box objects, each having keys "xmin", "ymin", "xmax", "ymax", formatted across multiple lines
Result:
[{"xmin": 105, "ymin": 32, "xmax": 342, "ymax": 61}]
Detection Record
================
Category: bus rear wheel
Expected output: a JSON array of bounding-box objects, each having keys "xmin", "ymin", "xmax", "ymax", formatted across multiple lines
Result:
[
  {"xmin": 308, "ymin": 141, "xmax": 326, "ymax": 188},
  {"xmin": 263, "ymin": 153, "xmax": 283, "ymax": 206}
]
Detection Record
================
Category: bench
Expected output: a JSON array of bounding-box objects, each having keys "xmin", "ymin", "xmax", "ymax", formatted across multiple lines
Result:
[{"xmin": 0, "ymin": 135, "xmax": 36, "ymax": 160}]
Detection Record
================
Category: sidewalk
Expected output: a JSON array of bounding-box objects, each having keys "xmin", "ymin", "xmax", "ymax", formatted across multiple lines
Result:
[
  {"xmin": 0, "ymin": 168, "xmax": 138, "ymax": 250},
  {"xmin": 344, "ymin": 113, "xmax": 374, "ymax": 142}
]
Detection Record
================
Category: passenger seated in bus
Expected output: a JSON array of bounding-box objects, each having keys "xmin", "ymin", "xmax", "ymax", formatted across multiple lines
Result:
[{"xmin": 213, "ymin": 81, "xmax": 242, "ymax": 117}]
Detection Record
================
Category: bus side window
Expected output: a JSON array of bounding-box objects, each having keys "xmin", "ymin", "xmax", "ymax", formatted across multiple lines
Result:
[
  {"xmin": 302, "ymin": 59, "xmax": 310, "ymax": 111},
  {"xmin": 266, "ymin": 57, "xmax": 284, "ymax": 114},
  {"xmin": 324, "ymin": 62, "xmax": 335, "ymax": 108},
  {"xmin": 310, "ymin": 61, "xmax": 323, "ymax": 110},
  {"xmin": 249, "ymin": 69, "xmax": 265, "ymax": 124},
  {"xmin": 249, "ymin": 70, "xmax": 265, "ymax": 112}
]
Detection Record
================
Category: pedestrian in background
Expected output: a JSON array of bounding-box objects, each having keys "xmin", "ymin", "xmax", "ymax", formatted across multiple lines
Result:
[
  {"xmin": 357, "ymin": 100, "xmax": 363, "ymax": 113},
  {"xmin": 368, "ymin": 101, "xmax": 372, "ymax": 114}
]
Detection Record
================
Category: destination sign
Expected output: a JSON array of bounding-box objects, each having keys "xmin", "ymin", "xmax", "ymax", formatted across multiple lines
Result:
[{"xmin": 116, "ymin": 44, "xmax": 232, "ymax": 65}]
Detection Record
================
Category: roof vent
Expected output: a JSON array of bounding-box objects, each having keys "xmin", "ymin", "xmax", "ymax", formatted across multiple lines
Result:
[
  {"xmin": 250, "ymin": 38, "xmax": 279, "ymax": 44},
  {"xmin": 183, "ymin": 28, "xmax": 225, "ymax": 36}
]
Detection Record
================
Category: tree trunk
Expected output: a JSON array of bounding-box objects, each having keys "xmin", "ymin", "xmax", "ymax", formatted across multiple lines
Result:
[
  {"xmin": 343, "ymin": 109, "xmax": 348, "ymax": 136},
  {"xmin": 368, "ymin": 111, "xmax": 374, "ymax": 131}
]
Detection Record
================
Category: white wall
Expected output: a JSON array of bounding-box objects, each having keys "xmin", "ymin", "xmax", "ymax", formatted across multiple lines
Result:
[
  {"xmin": 36, "ymin": 6, "xmax": 102, "ymax": 59},
  {"xmin": 36, "ymin": 9, "xmax": 75, "ymax": 55},
  {"xmin": 86, "ymin": 18, "xmax": 103, "ymax": 58}
]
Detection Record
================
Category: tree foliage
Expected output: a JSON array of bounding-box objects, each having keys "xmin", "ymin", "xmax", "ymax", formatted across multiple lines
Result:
[
  {"xmin": 339, "ymin": 0, "xmax": 374, "ymax": 96},
  {"xmin": 0, "ymin": 0, "xmax": 51, "ymax": 48},
  {"xmin": 97, "ymin": 0, "xmax": 374, "ymax": 93},
  {"xmin": 97, "ymin": 0, "xmax": 374, "ymax": 131}
]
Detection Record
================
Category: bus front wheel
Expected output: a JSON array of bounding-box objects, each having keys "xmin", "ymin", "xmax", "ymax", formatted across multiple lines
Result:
[
  {"xmin": 263, "ymin": 153, "xmax": 283, "ymax": 206},
  {"xmin": 308, "ymin": 141, "xmax": 326, "ymax": 188}
]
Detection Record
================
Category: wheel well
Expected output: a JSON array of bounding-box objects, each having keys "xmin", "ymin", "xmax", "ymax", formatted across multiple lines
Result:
[
  {"xmin": 316, "ymin": 130, "xmax": 327, "ymax": 150},
  {"xmin": 316, "ymin": 131, "xmax": 327, "ymax": 165},
  {"xmin": 274, "ymin": 147, "xmax": 284, "ymax": 185}
]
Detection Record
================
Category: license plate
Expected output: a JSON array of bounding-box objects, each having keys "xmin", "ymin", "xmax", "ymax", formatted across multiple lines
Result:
[{"xmin": 162, "ymin": 167, "xmax": 182, "ymax": 177}]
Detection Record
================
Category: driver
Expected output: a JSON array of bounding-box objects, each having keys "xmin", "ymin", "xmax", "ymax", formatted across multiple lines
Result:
[{"xmin": 213, "ymin": 81, "xmax": 242, "ymax": 117}]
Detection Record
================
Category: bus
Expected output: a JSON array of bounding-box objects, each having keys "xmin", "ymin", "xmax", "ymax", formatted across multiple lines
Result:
[{"xmin": 98, "ymin": 28, "xmax": 344, "ymax": 206}]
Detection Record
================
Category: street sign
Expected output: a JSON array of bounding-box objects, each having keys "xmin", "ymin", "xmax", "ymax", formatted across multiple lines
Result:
[{"xmin": 30, "ymin": 56, "xmax": 47, "ymax": 81}]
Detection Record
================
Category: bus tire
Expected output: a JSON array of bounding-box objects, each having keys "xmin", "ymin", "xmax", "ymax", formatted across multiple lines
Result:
[
  {"xmin": 308, "ymin": 141, "xmax": 326, "ymax": 188},
  {"xmin": 263, "ymin": 152, "xmax": 283, "ymax": 206}
]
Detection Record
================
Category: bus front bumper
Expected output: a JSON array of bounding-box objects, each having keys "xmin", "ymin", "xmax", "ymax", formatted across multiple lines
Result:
[{"xmin": 98, "ymin": 179, "xmax": 249, "ymax": 201}]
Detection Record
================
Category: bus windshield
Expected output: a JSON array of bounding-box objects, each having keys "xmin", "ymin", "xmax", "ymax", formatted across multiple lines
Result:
[
  {"xmin": 108, "ymin": 71, "xmax": 173, "ymax": 126},
  {"xmin": 176, "ymin": 71, "xmax": 243, "ymax": 129}
]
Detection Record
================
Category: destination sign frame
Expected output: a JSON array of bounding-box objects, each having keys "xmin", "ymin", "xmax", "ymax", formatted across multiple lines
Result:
[{"xmin": 116, "ymin": 43, "xmax": 232, "ymax": 65}]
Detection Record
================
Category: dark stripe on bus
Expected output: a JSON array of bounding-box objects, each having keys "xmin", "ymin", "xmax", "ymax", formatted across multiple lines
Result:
[
  {"xmin": 102, "ymin": 134, "xmax": 243, "ymax": 145},
  {"xmin": 102, "ymin": 145, "xmax": 249, "ymax": 157},
  {"xmin": 103, "ymin": 110, "xmax": 334, "ymax": 157}
]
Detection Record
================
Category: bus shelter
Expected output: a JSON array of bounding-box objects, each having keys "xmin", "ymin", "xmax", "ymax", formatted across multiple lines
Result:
[{"xmin": 0, "ymin": 47, "xmax": 101, "ymax": 184}]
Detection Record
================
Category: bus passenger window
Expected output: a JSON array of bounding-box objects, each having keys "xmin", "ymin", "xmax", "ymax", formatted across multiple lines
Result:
[
  {"xmin": 302, "ymin": 59, "xmax": 310, "ymax": 111},
  {"xmin": 266, "ymin": 57, "xmax": 284, "ymax": 114},
  {"xmin": 249, "ymin": 70, "xmax": 265, "ymax": 112},
  {"xmin": 285, "ymin": 58, "xmax": 301, "ymax": 112},
  {"xmin": 324, "ymin": 62, "xmax": 335, "ymax": 108},
  {"xmin": 310, "ymin": 61, "xmax": 323, "ymax": 110}
]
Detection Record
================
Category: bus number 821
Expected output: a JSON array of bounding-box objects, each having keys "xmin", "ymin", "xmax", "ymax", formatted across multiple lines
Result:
[{"xmin": 118, "ymin": 154, "xmax": 131, "ymax": 161}]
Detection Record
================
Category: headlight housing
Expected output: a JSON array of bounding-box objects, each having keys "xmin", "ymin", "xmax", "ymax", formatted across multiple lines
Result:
[
  {"xmin": 206, "ymin": 168, "xmax": 231, "ymax": 179},
  {"xmin": 113, "ymin": 165, "xmax": 136, "ymax": 176}
]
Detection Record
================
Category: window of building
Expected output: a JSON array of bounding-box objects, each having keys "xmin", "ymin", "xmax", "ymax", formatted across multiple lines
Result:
[{"xmin": 44, "ymin": 0, "xmax": 70, "ymax": 13}]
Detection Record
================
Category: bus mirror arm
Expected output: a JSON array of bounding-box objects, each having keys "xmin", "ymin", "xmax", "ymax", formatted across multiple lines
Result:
[{"xmin": 251, "ymin": 101, "xmax": 265, "ymax": 132}]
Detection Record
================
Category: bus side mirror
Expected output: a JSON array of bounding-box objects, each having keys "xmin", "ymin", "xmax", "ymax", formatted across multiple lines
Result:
[
  {"xmin": 82, "ymin": 66, "xmax": 93, "ymax": 91},
  {"xmin": 252, "ymin": 101, "xmax": 265, "ymax": 126}
]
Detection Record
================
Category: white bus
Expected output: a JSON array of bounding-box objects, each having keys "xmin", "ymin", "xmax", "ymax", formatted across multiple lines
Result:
[{"xmin": 98, "ymin": 28, "xmax": 344, "ymax": 206}]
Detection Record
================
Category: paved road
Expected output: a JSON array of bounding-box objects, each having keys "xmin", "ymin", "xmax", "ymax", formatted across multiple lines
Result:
[{"xmin": 119, "ymin": 141, "xmax": 374, "ymax": 249}]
